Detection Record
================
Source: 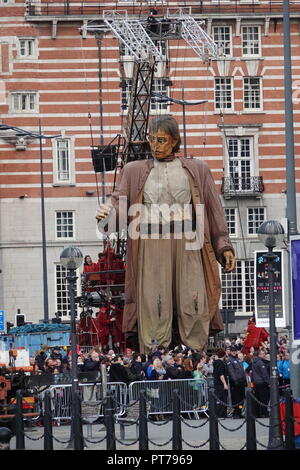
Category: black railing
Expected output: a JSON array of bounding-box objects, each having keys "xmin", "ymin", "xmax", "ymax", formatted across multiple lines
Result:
[
  {"xmin": 221, "ymin": 176, "xmax": 264, "ymax": 198},
  {"xmin": 25, "ymin": 1, "xmax": 300, "ymax": 18}
]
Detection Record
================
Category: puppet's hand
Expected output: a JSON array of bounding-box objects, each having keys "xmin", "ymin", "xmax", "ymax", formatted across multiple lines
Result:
[
  {"xmin": 223, "ymin": 250, "xmax": 236, "ymax": 272},
  {"xmin": 95, "ymin": 204, "xmax": 112, "ymax": 221}
]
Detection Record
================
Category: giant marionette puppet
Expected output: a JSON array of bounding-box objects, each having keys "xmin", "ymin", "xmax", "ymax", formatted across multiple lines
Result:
[{"xmin": 96, "ymin": 115, "xmax": 236, "ymax": 353}]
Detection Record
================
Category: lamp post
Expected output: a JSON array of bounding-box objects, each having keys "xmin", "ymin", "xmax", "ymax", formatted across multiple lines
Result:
[
  {"xmin": 0, "ymin": 123, "xmax": 60, "ymax": 323},
  {"xmin": 257, "ymin": 220, "xmax": 285, "ymax": 450},
  {"xmin": 60, "ymin": 245, "xmax": 84, "ymax": 450}
]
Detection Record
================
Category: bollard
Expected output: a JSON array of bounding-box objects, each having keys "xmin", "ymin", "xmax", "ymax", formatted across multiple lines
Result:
[
  {"xmin": 139, "ymin": 390, "xmax": 148, "ymax": 451},
  {"xmin": 172, "ymin": 390, "xmax": 182, "ymax": 451},
  {"xmin": 0, "ymin": 427, "xmax": 13, "ymax": 450},
  {"xmin": 284, "ymin": 389, "xmax": 295, "ymax": 451},
  {"xmin": 246, "ymin": 389, "xmax": 257, "ymax": 450},
  {"xmin": 208, "ymin": 389, "xmax": 219, "ymax": 450},
  {"xmin": 73, "ymin": 390, "xmax": 84, "ymax": 450},
  {"xmin": 43, "ymin": 390, "xmax": 53, "ymax": 451},
  {"xmin": 15, "ymin": 390, "xmax": 25, "ymax": 450},
  {"xmin": 104, "ymin": 392, "xmax": 116, "ymax": 450}
]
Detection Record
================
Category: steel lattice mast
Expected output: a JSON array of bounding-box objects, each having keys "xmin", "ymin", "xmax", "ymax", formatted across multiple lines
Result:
[{"xmin": 82, "ymin": 8, "xmax": 219, "ymax": 164}]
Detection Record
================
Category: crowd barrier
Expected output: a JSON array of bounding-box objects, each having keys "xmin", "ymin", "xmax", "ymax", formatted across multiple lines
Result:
[
  {"xmin": 38, "ymin": 378, "xmax": 208, "ymax": 422},
  {"xmin": 128, "ymin": 378, "xmax": 208, "ymax": 418},
  {"xmin": 40, "ymin": 382, "xmax": 127, "ymax": 423}
]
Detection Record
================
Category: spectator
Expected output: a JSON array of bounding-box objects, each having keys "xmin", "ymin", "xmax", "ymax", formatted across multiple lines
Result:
[
  {"xmin": 123, "ymin": 357, "xmax": 141, "ymax": 382},
  {"xmin": 252, "ymin": 349, "xmax": 270, "ymax": 418},
  {"xmin": 35, "ymin": 345, "xmax": 50, "ymax": 372},
  {"xmin": 181, "ymin": 358, "xmax": 194, "ymax": 379},
  {"xmin": 108, "ymin": 355, "xmax": 135, "ymax": 384},
  {"xmin": 44, "ymin": 358, "xmax": 57, "ymax": 375},
  {"xmin": 213, "ymin": 349, "xmax": 229, "ymax": 418},
  {"xmin": 227, "ymin": 345, "xmax": 247, "ymax": 419},
  {"xmin": 50, "ymin": 346, "xmax": 63, "ymax": 362},
  {"xmin": 130, "ymin": 353, "xmax": 144, "ymax": 378},
  {"xmin": 143, "ymin": 354, "xmax": 154, "ymax": 379},
  {"xmin": 174, "ymin": 354, "xmax": 183, "ymax": 371},
  {"xmin": 83, "ymin": 351, "xmax": 100, "ymax": 372},
  {"xmin": 278, "ymin": 350, "xmax": 290, "ymax": 395},
  {"xmin": 193, "ymin": 359, "xmax": 206, "ymax": 381},
  {"xmin": 162, "ymin": 354, "xmax": 181, "ymax": 380},
  {"xmin": 149, "ymin": 358, "xmax": 166, "ymax": 380},
  {"xmin": 203, "ymin": 356, "xmax": 214, "ymax": 378}
]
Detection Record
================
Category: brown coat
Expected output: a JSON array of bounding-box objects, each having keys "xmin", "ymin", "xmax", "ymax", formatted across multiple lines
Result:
[{"xmin": 108, "ymin": 157, "xmax": 234, "ymax": 335}]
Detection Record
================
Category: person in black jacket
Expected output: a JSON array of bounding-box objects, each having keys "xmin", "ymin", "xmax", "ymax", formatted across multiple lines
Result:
[
  {"xmin": 130, "ymin": 353, "xmax": 144, "ymax": 377},
  {"xmin": 213, "ymin": 349, "xmax": 229, "ymax": 418},
  {"xmin": 83, "ymin": 351, "xmax": 100, "ymax": 372},
  {"xmin": 226, "ymin": 345, "xmax": 247, "ymax": 418},
  {"xmin": 109, "ymin": 355, "xmax": 139, "ymax": 384},
  {"xmin": 252, "ymin": 349, "xmax": 270, "ymax": 418}
]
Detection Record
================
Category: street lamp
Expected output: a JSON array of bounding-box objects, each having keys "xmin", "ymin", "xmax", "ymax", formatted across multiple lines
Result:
[
  {"xmin": 60, "ymin": 245, "xmax": 83, "ymax": 450},
  {"xmin": 0, "ymin": 122, "xmax": 60, "ymax": 323},
  {"xmin": 257, "ymin": 220, "xmax": 285, "ymax": 450}
]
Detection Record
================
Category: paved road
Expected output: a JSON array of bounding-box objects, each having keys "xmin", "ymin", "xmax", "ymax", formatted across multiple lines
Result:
[{"xmin": 9, "ymin": 417, "xmax": 270, "ymax": 451}]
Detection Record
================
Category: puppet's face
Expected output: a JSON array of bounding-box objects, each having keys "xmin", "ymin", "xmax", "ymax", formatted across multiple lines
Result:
[{"xmin": 147, "ymin": 129, "xmax": 177, "ymax": 160}]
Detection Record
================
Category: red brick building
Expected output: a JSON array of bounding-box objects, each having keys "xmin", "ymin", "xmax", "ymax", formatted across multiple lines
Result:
[{"xmin": 0, "ymin": 1, "xmax": 299, "ymax": 331}]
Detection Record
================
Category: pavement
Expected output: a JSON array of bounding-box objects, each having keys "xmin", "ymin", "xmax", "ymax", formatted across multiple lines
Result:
[{"xmin": 9, "ymin": 417, "xmax": 270, "ymax": 451}]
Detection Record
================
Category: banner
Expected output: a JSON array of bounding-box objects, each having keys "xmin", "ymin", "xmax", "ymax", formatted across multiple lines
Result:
[
  {"xmin": 290, "ymin": 237, "xmax": 300, "ymax": 342},
  {"xmin": 254, "ymin": 250, "xmax": 287, "ymax": 328}
]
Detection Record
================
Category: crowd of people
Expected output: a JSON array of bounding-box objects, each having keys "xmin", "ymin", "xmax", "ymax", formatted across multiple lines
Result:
[{"xmin": 29, "ymin": 332, "xmax": 290, "ymax": 419}]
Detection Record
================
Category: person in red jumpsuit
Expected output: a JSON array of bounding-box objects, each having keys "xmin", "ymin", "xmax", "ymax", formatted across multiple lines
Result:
[
  {"xmin": 95, "ymin": 306, "xmax": 116, "ymax": 351},
  {"xmin": 83, "ymin": 255, "xmax": 97, "ymax": 273},
  {"xmin": 242, "ymin": 317, "xmax": 269, "ymax": 355}
]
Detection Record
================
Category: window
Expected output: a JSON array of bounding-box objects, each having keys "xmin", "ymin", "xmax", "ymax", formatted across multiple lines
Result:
[
  {"xmin": 55, "ymin": 139, "xmax": 71, "ymax": 183},
  {"xmin": 151, "ymin": 78, "xmax": 169, "ymax": 111},
  {"xmin": 120, "ymin": 78, "xmax": 132, "ymax": 111},
  {"xmin": 247, "ymin": 207, "xmax": 266, "ymax": 235},
  {"xmin": 227, "ymin": 137, "xmax": 254, "ymax": 191},
  {"xmin": 56, "ymin": 211, "xmax": 74, "ymax": 239},
  {"xmin": 244, "ymin": 77, "xmax": 261, "ymax": 110},
  {"xmin": 225, "ymin": 208, "xmax": 237, "ymax": 236},
  {"xmin": 55, "ymin": 265, "xmax": 78, "ymax": 318},
  {"xmin": 215, "ymin": 77, "xmax": 233, "ymax": 111},
  {"xmin": 242, "ymin": 26, "xmax": 260, "ymax": 56},
  {"xmin": 18, "ymin": 38, "xmax": 36, "ymax": 58},
  {"xmin": 221, "ymin": 260, "xmax": 254, "ymax": 314},
  {"xmin": 11, "ymin": 92, "xmax": 37, "ymax": 112},
  {"xmin": 213, "ymin": 26, "xmax": 232, "ymax": 56}
]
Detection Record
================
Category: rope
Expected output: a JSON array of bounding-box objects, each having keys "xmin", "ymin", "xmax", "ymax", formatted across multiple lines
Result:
[
  {"xmin": 211, "ymin": 390, "xmax": 244, "ymax": 407},
  {"xmin": 24, "ymin": 432, "xmax": 44, "ymax": 441},
  {"xmin": 255, "ymin": 439, "xmax": 269, "ymax": 449},
  {"xmin": 147, "ymin": 436, "xmax": 173, "ymax": 447},
  {"xmin": 255, "ymin": 417, "xmax": 285, "ymax": 429},
  {"xmin": 219, "ymin": 441, "xmax": 247, "ymax": 451},
  {"xmin": 84, "ymin": 434, "xmax": 107, "ymax": 444},
  {"xmin": 218, "ymin": 419, "xmax": 246, "ymax": 432},
  {"xmin": 115, "ymin": 436, "xmax": 140, "ymax": 446},
  {"xmin": 249, "ymin": 393, "xmax": 270, "ymax": 408},
  {"xmin": 52, "ymin": 435, "xmax": 72, "ymax": 444},
  {"xmin": 182, "ymin": 437, "xmax": 210, "ymax": 449},
  {"xmin": 180, "ymin": 416, "xmax": 209, "ymax": 428}
]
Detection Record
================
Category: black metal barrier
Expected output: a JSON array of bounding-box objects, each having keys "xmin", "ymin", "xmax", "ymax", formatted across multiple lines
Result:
[{"xmin": 2, "ymin": 385, "xmax": 300, "ymax": 450}]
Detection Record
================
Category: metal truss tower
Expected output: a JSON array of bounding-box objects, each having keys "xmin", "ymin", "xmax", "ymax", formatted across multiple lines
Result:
[{"xmin": 82, "ymin": 9, "xmax": 218, "ymax": 165}]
